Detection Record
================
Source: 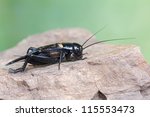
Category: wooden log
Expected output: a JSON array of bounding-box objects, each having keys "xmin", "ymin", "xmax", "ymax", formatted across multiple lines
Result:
[{"xmin": 0, "ymin": 28, "xmax": 150, "ymax": 100}]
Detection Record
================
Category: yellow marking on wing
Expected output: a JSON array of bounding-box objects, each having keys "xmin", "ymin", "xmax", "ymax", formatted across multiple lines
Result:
[{"xmin": 58, "ymin": 43, "xmax": 63, "ymax": 48}]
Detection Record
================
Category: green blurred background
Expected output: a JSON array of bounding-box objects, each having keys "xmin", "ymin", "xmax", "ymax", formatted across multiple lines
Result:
[{"xmin": 0, "ymin": 0, "xmax": 150, "ymax": 62}]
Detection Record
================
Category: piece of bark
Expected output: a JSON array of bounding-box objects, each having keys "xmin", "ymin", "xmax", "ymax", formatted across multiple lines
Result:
[{"xmin": 0, "ymin": 28, "xmax": 150, "ymax": 100}]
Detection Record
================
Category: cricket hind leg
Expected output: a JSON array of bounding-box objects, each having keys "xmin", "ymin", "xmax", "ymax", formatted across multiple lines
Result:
[
  {"xmin": 6, "ymin": 47, "xmax": 35, "ymax": 66},
  {"xmin": 9, "ymin": 58, "xmax": 29, "ymax": 73},
  {"xmin": 9, "ymin": 54, "xmax": 53, "ymax": 73}
]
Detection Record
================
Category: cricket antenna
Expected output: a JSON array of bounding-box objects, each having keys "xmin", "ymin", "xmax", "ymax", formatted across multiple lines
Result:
[
  {"xmin": 82, "ymin": 25, "xmax": 106, "ymax": 47},
  {"xmin": 83, "ymin": 37, "xmax": 135, "ymax": 50}
]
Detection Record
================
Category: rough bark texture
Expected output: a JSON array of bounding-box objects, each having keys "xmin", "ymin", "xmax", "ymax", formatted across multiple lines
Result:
[{"xmin": 0, "ymin": 28, "xmax": 150, "ymax": 100}]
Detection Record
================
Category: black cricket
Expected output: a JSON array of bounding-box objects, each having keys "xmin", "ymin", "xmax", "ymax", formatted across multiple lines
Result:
[{"xmin": 6, "ymin": 28, "xmax": 133, "ymax": 73}]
